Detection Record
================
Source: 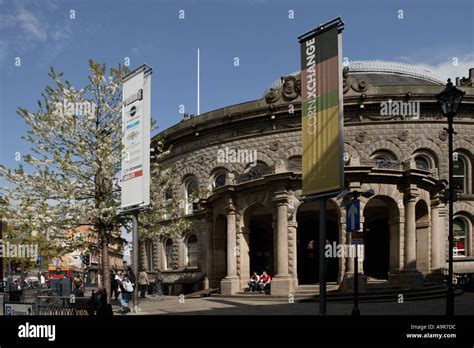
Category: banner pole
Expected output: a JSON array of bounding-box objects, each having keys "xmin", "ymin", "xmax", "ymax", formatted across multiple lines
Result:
[
  {"xmin": 132, "ymin": 211, "xmax": 139, "ymax": 313},
  {"xmin": 319, "ymin": 198, "xmax": 327, "ymax": 315}
]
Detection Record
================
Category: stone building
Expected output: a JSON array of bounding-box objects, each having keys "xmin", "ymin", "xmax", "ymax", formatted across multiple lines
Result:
[{"xmin": 140, "ymin": 61, "xmax": 474, "ymax": 296}]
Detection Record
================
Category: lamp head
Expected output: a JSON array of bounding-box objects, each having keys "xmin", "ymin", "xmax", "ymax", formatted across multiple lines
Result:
[{"xmin": 436, "ymin": 79, "xmax": 465, "ymax": 117}]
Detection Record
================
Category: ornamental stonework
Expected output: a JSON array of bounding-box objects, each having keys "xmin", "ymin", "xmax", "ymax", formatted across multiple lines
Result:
[
  {"xmin": 270, "ymin": 140, "xmax": 280, "ymax": 151},
  {"xmin": 342, "ymin": 66, "xmax": 369, "ymax": 94},
  {"xmin": 355, "ymin": 132, "xmax": 366, "ymax": 143},
  {"xmin": 264, "ymin": 75, "xmax": 301, "ymax": 104},
  {"xmin": 398, "ymin": 130, "xmax": 409, "ymax": 141},
  {"xmin": 439, "ymin": 130, "xmax": 448, "ymax": 141}
]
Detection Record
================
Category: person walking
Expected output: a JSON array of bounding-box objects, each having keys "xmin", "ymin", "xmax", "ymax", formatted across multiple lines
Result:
[
  {"xmin": 155, "ymin": 269, "xmax": 164, "ymax": 300},
  {"xmin": 110, "ymin": 268, "xmax": 119, "ymax": 300},
  {"xmin": 115, "ymin": 270, "xmax": 131, "ymax": 314},
  {"xmin": 126, "ymin": 266, "xmax": 136, "ymax": 286},
  {"xmin": 138, "ymin": 269, "xmax": 149, "ymax": 299}
]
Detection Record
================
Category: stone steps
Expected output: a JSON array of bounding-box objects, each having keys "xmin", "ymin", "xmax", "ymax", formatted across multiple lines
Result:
[
  {"xmin": 308, "ymin": 284, "xmax": 457, "ymax": 303},
  {"xmin": 212, "ymin": 282, "xmax": 458, "ymax": 303}
]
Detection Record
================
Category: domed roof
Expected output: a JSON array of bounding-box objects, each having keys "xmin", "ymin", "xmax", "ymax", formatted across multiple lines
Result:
[
  {"xmin": 263, "ymin": 60, "xmax": 444, "ymax": 97},
  {"xmin": 348, "ymin": 60, "xmax": 445, "ymax": 86}
]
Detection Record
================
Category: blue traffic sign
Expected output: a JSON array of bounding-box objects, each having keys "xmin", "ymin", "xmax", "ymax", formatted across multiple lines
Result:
[
  {"xmin": 36, "ymin": 256, "xmax": 42, "ymax": 266},
  {"xmin": 346, "ymin": 200, "xmax": 360, "ymax": 233}
]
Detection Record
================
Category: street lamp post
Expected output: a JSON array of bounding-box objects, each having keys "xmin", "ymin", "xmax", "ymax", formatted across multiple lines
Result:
[
  {"xmin": 338, "ymin": 188, "xmax": 374, "ymax": 316},
  {"xmin": 436, "ymin": 78, "xmax": 465, "ymax": 316}
]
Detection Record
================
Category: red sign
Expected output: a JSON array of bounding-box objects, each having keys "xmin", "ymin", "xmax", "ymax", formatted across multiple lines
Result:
[{"xmin": 123, "ymin": 170, "xmax": 143, "ymax": 182}]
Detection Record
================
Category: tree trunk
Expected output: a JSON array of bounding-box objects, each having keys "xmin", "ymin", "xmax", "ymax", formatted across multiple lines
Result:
[{"xmin": 100, "ymin": 229, "xmax": 111, "ymax": 304}]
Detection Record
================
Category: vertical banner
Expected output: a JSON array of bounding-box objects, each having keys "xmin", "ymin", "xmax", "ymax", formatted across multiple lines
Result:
[
  {"xmin": 121, "ymin": 65, "xmax": 152, "ymax": 210},
  {"xmin": 299, "ymin": 19, "xmax": 344, "ymax": 196}
]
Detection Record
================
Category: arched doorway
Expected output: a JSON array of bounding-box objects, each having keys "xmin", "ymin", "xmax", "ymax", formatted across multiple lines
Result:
[
  {"xmin": 363, "ymin": 197, "xmax": 393, "ymax": 279},
  {"xmin": 214, "ymin": 215, "xmax": 227, "ymax": 282},
  {"xmin": 416, "ymin": 200, "xmax": 430, "ymax": 273},
  {"xmin": 248, "ymin": 206, "xmax": 274, "ymax": 276},
  {"xmin": 296, "ymin": 201, "xmax": 339, "ymax": 284}
]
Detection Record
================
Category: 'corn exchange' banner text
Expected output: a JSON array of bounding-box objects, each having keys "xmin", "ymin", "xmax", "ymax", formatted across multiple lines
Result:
[{"xmin": 300, "ymin": 21, "xmax": 344, "ymax": 196}]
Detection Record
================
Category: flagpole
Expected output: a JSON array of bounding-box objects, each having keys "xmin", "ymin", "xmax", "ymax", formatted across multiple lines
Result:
[{"xmin": 197, "ymin": 48, "xmax": 200, "ymax": 116}]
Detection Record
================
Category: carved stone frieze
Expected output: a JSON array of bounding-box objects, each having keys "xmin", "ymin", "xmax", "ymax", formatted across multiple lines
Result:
[
  {"xmin": 398, "ymin": 130, "xmax": 409, "ymax": 141},
  {"xmin": 343, "ymin": 67, "xmax": 369, "ymax": 94},
  {"xmin": 264, "ymin": 75, "xmax": 301, "ymax": 104}
]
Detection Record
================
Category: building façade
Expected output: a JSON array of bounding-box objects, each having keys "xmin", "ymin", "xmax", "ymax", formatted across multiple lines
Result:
[{"xmin": 139, "ymin": 61, "xmax": 474, "ymax": 296}]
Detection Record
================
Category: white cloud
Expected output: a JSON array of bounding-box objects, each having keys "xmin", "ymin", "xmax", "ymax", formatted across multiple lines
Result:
[
  {"xmin": 16, "ymin": 7, "xmax": 48, "ymax": 42},
  {"xmin": 0, "ymin": 1, "xmax": 73, "ymax": 65},
  {"xmin": 418, "ymin": 54, "xmax": 474, "ymax": 82}
]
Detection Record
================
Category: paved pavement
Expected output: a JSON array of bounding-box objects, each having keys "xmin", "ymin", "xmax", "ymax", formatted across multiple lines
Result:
[{"xmin": 112, "ymin": 292, "xmax": 474, "ymax": 315}]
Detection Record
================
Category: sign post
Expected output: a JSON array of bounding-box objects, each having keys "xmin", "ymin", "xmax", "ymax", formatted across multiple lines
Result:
[
  {"xmin": 299, "ymin": 17, "xmax": 345, "ymax": 316},
  {"xmin": 120, "ymin": 64, "xmax": 152, "ymax": 313},
  {"xmin": 346, "ymin": 199, "xmax": 361, "ymax": 315},
  {"xmin": 35, "ymin": 256, "xmax": 42, "ymax": 315}
]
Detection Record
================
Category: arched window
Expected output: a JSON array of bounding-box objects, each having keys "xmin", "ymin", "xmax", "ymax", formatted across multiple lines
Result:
[
  {"xmin": 165, "ymin": 239, "xmax": 174, "ymax": 270},
  {"xmin": 370, "ymin": 151, "xmax": 396, "ymax": 161},
  {"xmin": 415, "ymin": 155, "xmax": 431, "ymax": 170},
  {"xmin": 245, "ymin": 161, "xmax": 269, "ymax": 180},
  {"xmin": 370, "ymin": 151, "xmax": 396, "ymax": 169},
  {"xmin": 186, "ymin": 179, "xmax": 199, "ymax": 214},
  {"xmin": 453, "ymin": 156, "xmax": 467, "ymax": 193},
  {"xmin": 186, "ymin": 235, "xmax": 199, "ymax": 268},
  {"xmin": 453, "ymin": 218, "xmax": 467, "ymax": 257},
  {"xmin": 214, "ymin": 173, "xmax": 227, "ymax": 188},
  {"xmin": 288, "ymin": 156, "xmax": 302, "ymax": 172}
]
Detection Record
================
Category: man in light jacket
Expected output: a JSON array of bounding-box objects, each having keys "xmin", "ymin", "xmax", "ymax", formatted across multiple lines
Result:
[{"xmin": 138, "ymin": 269, "xmax": 149, "ymax": 299}]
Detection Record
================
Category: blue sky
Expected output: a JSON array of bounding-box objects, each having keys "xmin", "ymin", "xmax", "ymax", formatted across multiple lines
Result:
[{"xmin": 0, "ymin": 0, "xmax": 473, "ymax": 173}]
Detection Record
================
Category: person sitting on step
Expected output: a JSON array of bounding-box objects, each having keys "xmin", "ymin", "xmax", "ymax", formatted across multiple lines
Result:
[
  {"xmin": 248, "ymin": 272, "xmax": 260, "ymax": 292},
  {"xmin": 258, "ymin": 271, "xmax": 272, "ymax": 293}
]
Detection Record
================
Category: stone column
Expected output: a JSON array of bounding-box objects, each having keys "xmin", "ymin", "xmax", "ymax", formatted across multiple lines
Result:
[
  {"xmin": 199, "ymin": 221, "xmax": 211, "ymax": 282},
  {"xmin": 404, "ymin": 197, "xmax": 417, "ymax": 271},
  {"xmin": 338, "ymin": 216, "xmax": 347, "ymax": 284},
  {"xmin": 271, "ymin": 191, "xmax": 293, "ymax": 296},
  {"xmin": 152, "ymin": 239, "xmax": 160, "ymax": 271},
  {"xmin": 140, "ymin": 240, "xmax": 147, "ymax": 271},
  {"xmin": 226, "ymin": 210, "xmax": 237, "ymax": 277},
  {"xmin": 438, "ymin": 207, "xmax": 447, "ymax": 269},
  {"xmin": 156, "ymin": 241, "xmax": 164, "ymax": 271},
  {"xmin": 239, "ymin": 226, "xmax": 250, "ymax": 291},
  {"xmin": 389, "ymin": 188, "xmax": 423, "ymax": 288},
  {"xmin": 220, "ymin": 200, "xmax": 240, "ymax": 295},
  {"xmin": 200, "ymin": 215, "xmax": 213, "ymax": 287},
  {"xmin": 430, "ymin": 201, "xmax": 447, "ymax": 271},
  {"xmin": 276, "ymin": 200, "xmax": 289, "ymax": 276},
  {"xmin": 288, "ymin": 220, "xmax": 298, "ymax": 288},
  {"xmin": 430, "ymin": 203, "xmax": 441, "ymax": 271}
]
